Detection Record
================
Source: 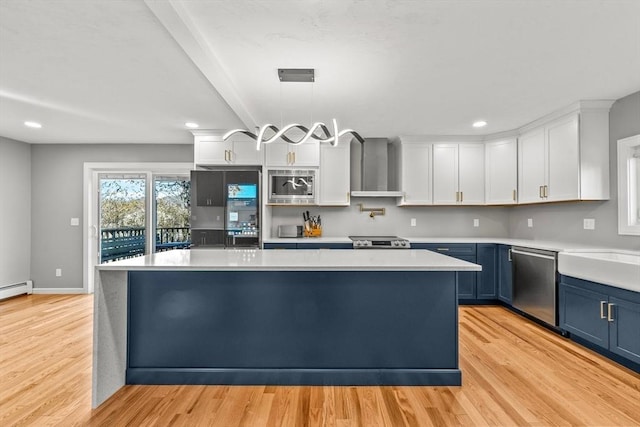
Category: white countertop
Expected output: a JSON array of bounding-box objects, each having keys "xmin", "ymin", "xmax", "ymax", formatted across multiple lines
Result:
[
  {"xmin": 97, "ymin": 248, "xmax": 482, "ymax": 272},
  {"xmin": 264, "ymin": 236, "xmax": 634, "ymax": 252}
]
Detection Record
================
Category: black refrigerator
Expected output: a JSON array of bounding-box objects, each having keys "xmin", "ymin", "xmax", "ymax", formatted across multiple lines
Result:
[{"xmin": 190, "ymin": 168, "xmax": 260, "ymax": 248}]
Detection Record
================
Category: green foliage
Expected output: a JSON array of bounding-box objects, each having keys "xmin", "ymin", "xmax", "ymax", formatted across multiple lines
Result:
[{"xmin": 99, "ymin": 178, "xmax": 191, "ymax": 229}]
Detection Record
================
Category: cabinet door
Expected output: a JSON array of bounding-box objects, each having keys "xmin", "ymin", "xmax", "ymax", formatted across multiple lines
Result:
[
  {"xmin": 231, "ymin": 139, "xmax": 262, "ymax": 165},
  {"xmin": 498, "ymin": 245, "xmax": 513, "ymax": 304},
  {"xmin": 559, "ymin": 283, "xmax": 608, "ymax": 348},
  {"xmin": 546, "ymin": 114, "xmax": 580, "ymax": 201},
  {"xmin": 485, "ymin": 139, "xmax": 517, "ymax": 204},
  {"xmin": 455, "ymin": 254, "xmax": 477, "ymax": 300},
  {"xmin": 192, "ymin": 171, "xmax": 224, "ymax": 207},
  {"xmin": 293, "ymin": 140, "xmax": 320, "ymax": 167},
  {"xmin": 433, "ymin": 144, "xmax": 459, "ymax": 204},
  {"xmin": 319, "ymin": 143, "xmax": 350, "ymax": 205},
  {"xmin": 195, "ymin": 137, "xmax": 232, "ymax": 165},
  {"xmin": 265, "ymin": 141, "xmax": 292, "ymax": 167},
  {"xmin": 399, "ymin": 143, "xmax": 432, "ymax": 205},
  {"xmin": 518, "ymin": 128, "xmax": 546, "ymax": 203},
  {"xmin": 458, "ymin": 144, "xmax": 485, "ymax": 204},
  {"xmin": 476, "ymin": 244, "xmax": 497, "ymax": 299},
  {"xmin": 608, "ymin": 296, "xmax": 640, "ymax": 364}
]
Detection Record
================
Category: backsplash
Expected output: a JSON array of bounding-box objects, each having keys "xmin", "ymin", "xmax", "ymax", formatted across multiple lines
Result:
[{"xmin": 269, "ymin": 198, "xmax": 510, "ymax": 238}]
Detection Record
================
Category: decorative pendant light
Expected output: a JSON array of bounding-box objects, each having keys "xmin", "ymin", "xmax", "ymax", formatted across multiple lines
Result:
[{"xmin": 223, "ymin": 69, "xmax": 364, "ymax": 150}]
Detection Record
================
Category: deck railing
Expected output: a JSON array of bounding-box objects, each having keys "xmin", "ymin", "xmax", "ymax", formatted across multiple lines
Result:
[{"xmin": 100, "ymin": 227, "xmax": 191, "ymax": 263}]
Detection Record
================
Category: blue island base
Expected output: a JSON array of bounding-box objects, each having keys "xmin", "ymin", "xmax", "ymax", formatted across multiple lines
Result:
[{"xmin": 126, "ymin": 270, "xmax": 461, "ymax": 386}]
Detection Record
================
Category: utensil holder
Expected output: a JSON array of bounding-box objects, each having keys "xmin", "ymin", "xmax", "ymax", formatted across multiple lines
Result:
[{"xmin": 304, "ymin": 226, "xmax": 322, "ymax": 237}]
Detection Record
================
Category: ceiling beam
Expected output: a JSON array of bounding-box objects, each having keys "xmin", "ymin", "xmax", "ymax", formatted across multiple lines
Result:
[{"xmin": 144, "ymin": 0, "xmax": 256, "ymax": 129}]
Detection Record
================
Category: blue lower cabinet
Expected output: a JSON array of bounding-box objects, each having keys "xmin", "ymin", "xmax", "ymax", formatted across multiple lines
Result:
[
  {"xmin": 609, "ymin": 296, "xmax": 640, "ymax": 364},
  {"xmin": 498, "ymin": 245, "xmax": 513, "ymax": 304},
  {"xmin": 455, "ymin": 255, "xmax": 477, "ymax": 300},
  {"xmin": 477, "ymin": 244, "xmax": 497, "ymax": 299},
  {"xmin": 560, "ymin": 275, "xmax": 640, "ymax": 367},
  {"xmin": 559, "ymin": 282, "xmax": 609, "ymax": 348}
]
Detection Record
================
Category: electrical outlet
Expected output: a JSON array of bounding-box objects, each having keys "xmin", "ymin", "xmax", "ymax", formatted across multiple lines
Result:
[
  {"xmin": 473, "ymin": 219, "xmax": 479, "ymax": 227},
  {"xmin": 410, "ymin": 218, "xmax": 417, "ymax": 227},
  {"xmin": 70, "ymin": 217, "xmax": 79, "ymax": 226},
  {"xmin": 583, "ymin": 218, "xmax": 595, "ymax": 230},
  {"xmin": 55, "ymin": 268, "xmax": 62, "ymax": 277},
  {"xmin": 527, "ymin": 218, "xmax": 533, "ymax": 228}
]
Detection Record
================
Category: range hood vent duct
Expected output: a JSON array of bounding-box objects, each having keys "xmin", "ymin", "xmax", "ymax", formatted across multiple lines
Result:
[{"xmin": 350, "ymin": 138, "xmax": 402, "ymax": 197}]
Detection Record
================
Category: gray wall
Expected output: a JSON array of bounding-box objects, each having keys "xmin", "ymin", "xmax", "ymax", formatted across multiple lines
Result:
[
  {"xmin": 508, "ymin": 91, "xmax": 640, "ymax": 250},
  {"xmin": 0, "ymin": 137, "xmax": 31, "ymax": 287},
  {"xmin": 31, "ymin": 144, "xmax": 193, "ymax": 289}
]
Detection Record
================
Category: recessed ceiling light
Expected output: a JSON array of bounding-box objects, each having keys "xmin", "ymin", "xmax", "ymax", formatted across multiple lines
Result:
[
  {"xmin": 24, "ymin": 121, "xmax": 42, "ymax": 128},
  {"xmin": 472, "ymin": 120, "xmax": 487, "ymax": 128},
  {"xmin": 185, "ymin": 122, "xmax": 199, "ymax": 128}
]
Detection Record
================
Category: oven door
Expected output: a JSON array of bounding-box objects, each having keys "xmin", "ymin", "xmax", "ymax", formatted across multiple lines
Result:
[{"xmin": 268, "ymin": 170, "xmax": 315, "ymax": 203}]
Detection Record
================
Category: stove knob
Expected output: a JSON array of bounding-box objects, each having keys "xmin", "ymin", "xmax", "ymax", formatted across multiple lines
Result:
[
  {"xmin": 400, "ymin": 241, "xmax": 406, "ymax": 246},
  {"xmin": 393, "ymin": 241, "xmax": 399, "ymax": 246}
]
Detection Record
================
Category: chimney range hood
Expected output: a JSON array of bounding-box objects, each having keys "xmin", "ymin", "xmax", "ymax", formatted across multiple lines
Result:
[{"xmin": 350, "ymin": 138, "xmax": 403, "ymax": 197}]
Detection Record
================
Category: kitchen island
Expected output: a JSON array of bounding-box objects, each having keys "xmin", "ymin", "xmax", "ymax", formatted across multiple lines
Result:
[{"xmin": 92, "ymin": 249, "xmax": 480, "ymax": 408}]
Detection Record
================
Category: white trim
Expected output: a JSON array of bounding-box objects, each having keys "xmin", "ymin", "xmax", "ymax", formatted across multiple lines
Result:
[
  {"xmin": 83, "ymin": 162, "xmax": 193, "ymax": 294},
  {"xmin": 618, "ymin": 134, "xmax": 640, "ymax": 236},
  {"xmin": 32, "ymin": 287, "xmax": 86, "ymax": 294}
]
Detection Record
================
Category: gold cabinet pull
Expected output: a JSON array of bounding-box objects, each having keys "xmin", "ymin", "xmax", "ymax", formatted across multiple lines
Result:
[
  {"xmin": 607, "ymin": 303, "xmax": 615, "ymax": 322},
  {"xmin": 347, "ymin": 192, "xmax": 350, "ymax": 203},
  {"xmin": 292, "ymin": 151, "xmax": 296, "ymax": 164},
  {"xmin": 455, "ymin": 191, "xmax": 459, "ymax": 202},
  {"xmin": 544, "ymin": 185, "xmax": 548, "ymax": 198},
  {"xmin": 460, "ymin": 191, "xmax": 463, "ymax": 202},
  {"xmin": 513, "ymin": 189, "xmax": 517, "ymax": 201},
  {"xmin": 539, "ymin": 185, "xmax": 543, "ymax": 198},
  {"xmin": 600, "ymin": 301, "xmax": 607, "ymax": 319}
]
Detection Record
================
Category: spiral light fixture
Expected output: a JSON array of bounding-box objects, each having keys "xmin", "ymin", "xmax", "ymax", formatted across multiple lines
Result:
[{"xmin": 223, "ymin": 69, "xmax": 364, "ymax": 150}]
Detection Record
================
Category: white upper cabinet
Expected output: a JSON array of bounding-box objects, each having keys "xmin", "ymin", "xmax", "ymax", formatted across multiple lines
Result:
[
  {"xmin": 433, "ymin": 144, "xmax": 459, "ymax": 204},
  {"xmin": 318, "ymin": 142, "xmax": 350, "ymax": 206},
  {"xmin": 396, "ymin": 140, "xmax": 432, "ymax": 205},
  {"xmin": 518, "ymin": 128, "xmax": 547, "ymax": 203},
  {"xmin": 433, "ymin": 143, "xmax": 484, "ymax": 205},
  {"xmin": 265, "ymin": 140, "xmax": 320, "ymax": 167},
  {"xmin": 194, "ymin": 133, "xmax": 262, "ymax": 166},
  {"xmin": 519, "ymin": 115, "xmax": 579, "ymax": 203},
  {"xmin": 517, "ymin": 102, "xmax": 611, "ymax": 204},
  {"xmin": 485, "ymin": 138, "xmax": 517, "ymax": 204}
]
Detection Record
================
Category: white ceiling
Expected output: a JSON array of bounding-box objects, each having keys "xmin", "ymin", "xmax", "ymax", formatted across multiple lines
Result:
[{"xmin": 1, "ymin": 0, "xmax": 639, "ymax": 144}]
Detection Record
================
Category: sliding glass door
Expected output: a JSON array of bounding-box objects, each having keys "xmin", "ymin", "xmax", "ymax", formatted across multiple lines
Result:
[
  {"xmin": 154, "ymin": 175, "xmax": 191, "ymax": 253},
  {"xmin": 98, "ymin": 174, "xmax": 147, "ymax": 263},
  {"xmin": 97, "ymin": 172, "xmax": 191, "ymax": 263}
]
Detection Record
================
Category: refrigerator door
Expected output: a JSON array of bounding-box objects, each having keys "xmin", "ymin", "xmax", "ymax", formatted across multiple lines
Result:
[{"xmin": 225, "ymin": 170, "xmax": 260, "ymax": 248}]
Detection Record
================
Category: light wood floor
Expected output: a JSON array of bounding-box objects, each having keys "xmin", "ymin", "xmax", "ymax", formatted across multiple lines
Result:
[{"xmin": 1, "ymin": 295, "xmax": 639, "ymax": 426}]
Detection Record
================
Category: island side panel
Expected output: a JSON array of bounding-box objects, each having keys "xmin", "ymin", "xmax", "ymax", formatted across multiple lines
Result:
[
  {"xmin": 126, "ymin": 270, "xmax": 460, "ymax": 385},
  {"xmin": 92, "ymin": 270, "xmax": 128, "ymax": 408}
]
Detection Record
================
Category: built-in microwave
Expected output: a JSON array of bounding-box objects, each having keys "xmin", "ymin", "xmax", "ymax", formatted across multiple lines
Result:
[{"xmin": 268, "ymin": 169, "xmax": 316, "ymax": 204}]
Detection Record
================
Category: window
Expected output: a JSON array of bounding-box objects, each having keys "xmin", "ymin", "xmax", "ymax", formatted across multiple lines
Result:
[{"xmin": 618, "ymin": 134, "xmax": 640, "ymax": 235}]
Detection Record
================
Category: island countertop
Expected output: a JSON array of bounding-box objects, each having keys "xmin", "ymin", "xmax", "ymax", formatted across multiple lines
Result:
[{"xmin": 97, "ymin": 248, "xmax": 482, "ymax": 272}]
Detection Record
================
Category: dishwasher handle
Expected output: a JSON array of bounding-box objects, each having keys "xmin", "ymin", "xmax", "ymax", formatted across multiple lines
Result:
[{"xmin": 511, "ymin": 248, "xmax": 557, "ymax": 261}]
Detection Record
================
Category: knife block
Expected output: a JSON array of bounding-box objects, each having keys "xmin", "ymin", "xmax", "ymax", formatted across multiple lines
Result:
[{"xmin": 304, "ymin": 226, "xmax": 322, "ymax": 237}]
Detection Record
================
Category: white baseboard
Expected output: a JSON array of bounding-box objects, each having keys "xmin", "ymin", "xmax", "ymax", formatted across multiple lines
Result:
[{"xmin": 32, "ymin": 287, "xmax": 87, "ymax": 295}]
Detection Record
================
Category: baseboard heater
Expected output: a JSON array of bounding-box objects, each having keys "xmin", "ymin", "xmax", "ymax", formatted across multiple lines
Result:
[{"xmin": 0, "ymin": 280, "xmax": 33, "ymax": 300}]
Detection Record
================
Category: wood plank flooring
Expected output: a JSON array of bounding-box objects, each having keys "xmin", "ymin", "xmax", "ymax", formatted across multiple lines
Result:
[{"xmin": 1, "ymin": 294, "xmax": 638, "ymax": 426}]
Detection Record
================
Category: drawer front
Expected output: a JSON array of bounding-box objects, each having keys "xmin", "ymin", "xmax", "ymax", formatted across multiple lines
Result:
[
  {"xmin": 263, "ymin": 243, "xmax": 297, "ymax": 249},
  {"xmin": 413, "ymin": 243, "xmax": 476, "ymax": 256},
  {"xmin": 297, "ymin": 243, "xmax": 353, "ymax": 249}
]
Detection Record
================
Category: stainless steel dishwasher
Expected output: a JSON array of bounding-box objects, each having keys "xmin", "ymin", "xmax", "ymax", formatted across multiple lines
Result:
[{"xmin": 511, "ymin": 246, "xmax": 558, "ymax": 327}]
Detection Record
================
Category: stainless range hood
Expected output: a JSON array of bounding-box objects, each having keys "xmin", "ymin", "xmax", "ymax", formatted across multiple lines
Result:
[{"xmin": 350, "ymin": 138, "xmax": 403, "ymax": 197}]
